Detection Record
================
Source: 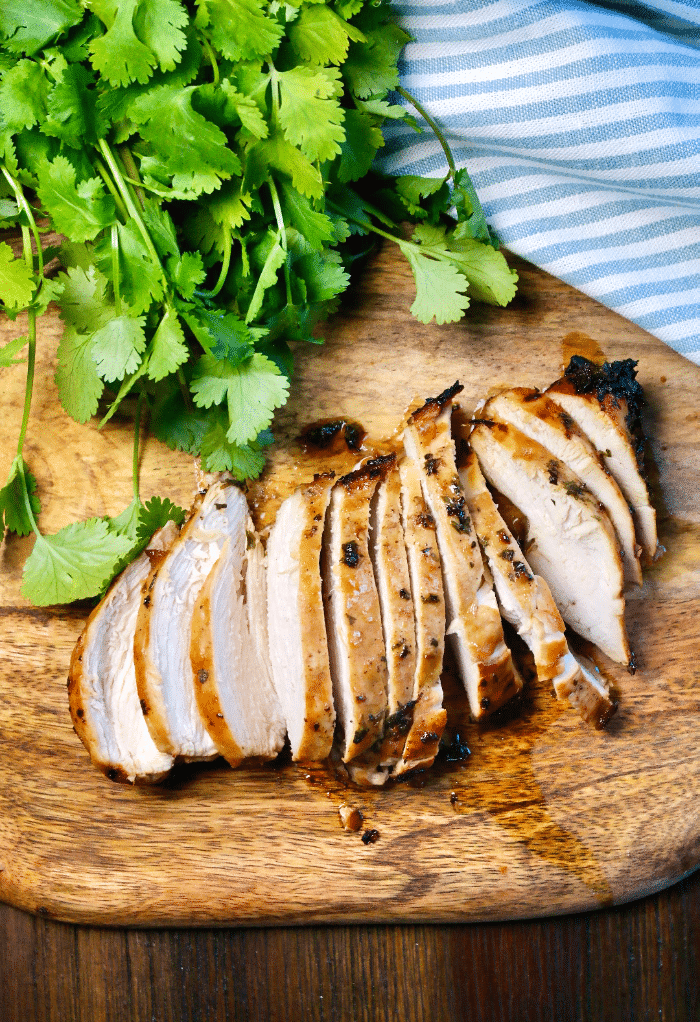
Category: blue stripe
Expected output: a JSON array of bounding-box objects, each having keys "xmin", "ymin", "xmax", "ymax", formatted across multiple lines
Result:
[{"xmin": 596, "ymin": 275, "xmax": 700, "ymax": 307}]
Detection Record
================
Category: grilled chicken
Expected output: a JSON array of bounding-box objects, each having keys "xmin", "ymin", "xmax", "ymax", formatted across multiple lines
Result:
[
  {"xmin": 546, "ymin": 376, "xmax": 659, "ymax": 563},
  {"xmin": 369, "ymin": 461, "xmax": 418, "ymax": 768},
  {"xmin": 323, "ymin": 457, "xmax": 393, "ymax": 762},
  {"xmin": 267, "ymin": 474, "xmax": 336, "ymax": 761},
  {"xmin": 393, "ymin": 457, "xmax": 447, "ymax": 775},
  {"xmin": 470, "ymin": 420, "xmax": 630, "ymax": 665},
  {"xmin": 134, "ymin": 481, "xmax": 245, "ymax": 761},
  {"xmin": 459, "ymin": 449, "xmax": 615, "ymax": 726},
  {"xmin": 403, "ymin": 384, "xmax": 523, "ymax": 720},
  {"xmin": 482, "ymin": 388, "xmax": 642, "ymax": 585},
  {"xmin": 190, "ymin": 494, "xmax": 286, "ymax": 767},
  {"xmin": 68, "ymin": 525, "xmax": 178, "ymax": 783}
]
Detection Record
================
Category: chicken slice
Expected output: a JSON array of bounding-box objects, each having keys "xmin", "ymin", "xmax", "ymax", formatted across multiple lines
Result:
[
  {"xmin": 190, "ymin": 497, "xmax": 286, "ymax": 768},
  {"xmin": 546, "ymin": 374, "xmax": 659, "ymax": 563},
  {"xmin": 369, "ymin": 461, "xmax": 418, "ymax": 768},
  {"xmin": 403, "ymin": 384, "xmax": 523, "ymax": 720},
  {"xmin": 267, "ymin": 474, "xmax": 336, "ymax": 761},
  {"xmin": 470, "ymin": 420, "xmax": 631, "ymax": 665},
  {"xmin": 323, "ymin": 457, "xmax": 393, "ymax": 763},
  {"xmin": 482, "ymin": 388, "xmax": 642, "ymax": 585},
  {"xmin": 134, "ymin": 481, "xmax": 244, "ymax": 761},
  {"xmin": 393, "ymin": 457, "xmax": 447, "ymax": 776},
  {"xmin": 68, "ymin": 525, "xmax": 178, "ymax": 784},
  {"xmin": 459, "ymin": 448, "xmax": 615, "ymax": 726}
]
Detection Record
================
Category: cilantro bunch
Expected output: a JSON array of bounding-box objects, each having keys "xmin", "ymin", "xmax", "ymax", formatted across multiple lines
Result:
[{"xmin": 0, "ymin": 0, "xmax": 517, "ymax": 606}]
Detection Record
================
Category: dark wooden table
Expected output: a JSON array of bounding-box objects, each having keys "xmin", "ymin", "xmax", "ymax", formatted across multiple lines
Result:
[{"xmin": 2, "ymin": 870, "xmax": 698, "ymax": 1021}]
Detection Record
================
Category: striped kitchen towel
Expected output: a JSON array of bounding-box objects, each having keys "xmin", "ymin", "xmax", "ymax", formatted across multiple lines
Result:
[{"xmin": 380, "ymin": 0, "xmax": 700, "ymax": 363}]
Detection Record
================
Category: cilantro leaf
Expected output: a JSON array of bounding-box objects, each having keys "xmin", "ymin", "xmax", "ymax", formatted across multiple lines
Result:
[
  {"xmin": 91, "ymin": 313, "xmax": 147, "ymax": 382},
  {"xmin": 295, "ymin": 249, "xmax": 350, "ymax": 303},
  {"xmin": 150, "ymin": 385, "xmax": 212, "ymax": 455},
  {"xmin": 113, "ymin": 219, "xmax": 165, "ymax": 315},
  {"xmin": 279, "ymin": 181, "xmax": 334, "ymax": 251},
  {"xmin": 0, "ymin": 333, "xmax": 28, "ymax": 367},
  {"xmin": 248, "ymin": 132, "xmax": 324, "ymax": 200},
  {"xmin": 199, "ymin": 0, "xmax": 284, "ymax": 62},
  {"xmin": 130, "ymin": 84, "xmax": 240, "ymax": 194},
  {"xmin": 199, "ymin": 408, "xmax": 271, "ymax": 478},
  {"xmin": 136, "ymin": 494, "xmax": 185, "ymax": 542},
  {"xmin": 288, "ymin": 5, "xmax": 365, "ymax": 67},
  {"xmin": 0, "ymin": 242, "xmax": 35, "ymax": 311},
  {"xmin": 42, "ymin": 63, "xmax": 104, "ymax": 149},
  {"xmin": 337, "ymin": 109, "xmax": 383, "ymax": 184},
  {"xmin": 89, "ymin": 0, "xmax": 157, "ymax": 87},
  {"xmin": 398, "ymin": 240, "xmax": 470, "ymax": 325},
  {"xmin": 133, "ymin": 0, "xmax": 188, "ymax": 74},
  {"xmin": 147, "ymin": 305, "xmax": 188, "ymax": 381},
  {"xmin": 0, "ymin": 60, "xmax": 49, "ymax": 134},
  {"xmin": 56, "ymin": 263, "xmax": 111, "ymax": 332},
  {"xmin": 37, "ymin": 156, "xmax": 116, "ymax": 241},
  {"xmin": 21, "ymin": 517, "xmax": 133, "ymax": 606},
  {"xmin": 245, "ymin": 232, "xmax": 286, "ymax": 324},
  {"xmin": 443, "ymin": 228, "xmax": 518, "ymax": 306},
  {"xmin": 0, "ymin": 0, "xmax": 83, "ymax": 56},
  {"xmin": 140, "ymin": 198, "xmax": 179, "ymax": 259},
  {"xmin": 191, "ymin": 351, "xmax": 288, "ymax": 445},
  {"xmin": 277, "ymin": 66, "xmax": 345, "ymax": 164},
  {"xmin": 451, "ymin": 168, "xmax": 492, "ymax": 245},
  {"xmin": 55, "ymin": 323, "xmax": 104, "ymax": 422},
  {"xmin": 167, "ymin": 250, "xmax": 205, "ymax": 299},
  {"xmin": 343, "ymin": 18, "xmax": 410, "ymax": 99},
  {"xmin": 0, "ymin": 455, "xmax": 40, "ymax": 537},
  {"xmin": 182, "ymin": 306, "xmax": 254, "ymax": 361}
]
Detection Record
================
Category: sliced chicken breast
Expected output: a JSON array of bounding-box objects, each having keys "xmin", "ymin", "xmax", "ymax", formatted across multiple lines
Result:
[
  {"xmin": 403, "ymin": 384, "xmax": 523, "ymax": 720},
  {"xmin": 459, "ymin": 448, "xmax": 615, "ymax": 726},
  {"xmin": 134, "ymin": 481, "xmax": 245, "ymax": 761},
  {"xmin": 369, "ymin": 461, "xmax": 418, "ymax": 768},
  {"xmin": 393, "ymin": 457, "xmax": 447, "ymax": 776},
  {"xmin": 323, "ymin": 457, "xmax": 393, "ymax": 762},
  {"xmin": 470, "ymin": 420, "xmax": 630, "ymax": 665},
  {"xmin": 190, "ymin": 497, "xmax": 286, "ymax": 767},
  {"xmin": 483, "ymin": 388, "xmax": 641, "ymax": 585},
  {"xmin": 546, "ymin": 376, "xmax": 659, "ymax": 563},
  {"xmin": 68, "ymin": 525, "xmax": 178, "ymax": 784},
  {"xmin": 267, "ymin": 473, "xmax": 336, "ymax": 761}
]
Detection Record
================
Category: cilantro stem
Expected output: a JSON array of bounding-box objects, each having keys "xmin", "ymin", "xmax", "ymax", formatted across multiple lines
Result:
[
  {"xmin": 210, "ymin": 229, "xmax": 232, "ymax": 298},
  {"xmin": 94, "ymin": 158, "xmax": 129, "ymax": 223},
  {"xmin": 110, "ymin": 224, "xmax": 122, "ymax": 317},
  {"xmin": 1, "ymin": 165, "xmax": 44, "ymax": 280},
  {"xmin": 118, "ymin": 146, "xmax": 146, "ymax": 210},
  {"xmin": 16, "ymin": 309, "xmax": 36, "ymax": 461},
  {"xmin": 132, "ymin": 391, "xmax": 144, "ymax": 504},
  {"xmin": 97, "ymin": 140, "xmax": 163, "ymax": 272},
  {"xmin": 268, "ymin": 178, "xmax": 292, "ymax": 306},
  {"xmin": 396, "ymin": 86, "xmax": 456, "ymax": 183},
  {"xmin": 201, "ymin": 35, "xmax": 220, "ymax": 86}
]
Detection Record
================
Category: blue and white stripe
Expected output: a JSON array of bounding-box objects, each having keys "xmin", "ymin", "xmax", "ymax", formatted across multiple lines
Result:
[{"xmin": 382, "ymin": 0, "xmax": 700, "ymax": 362}]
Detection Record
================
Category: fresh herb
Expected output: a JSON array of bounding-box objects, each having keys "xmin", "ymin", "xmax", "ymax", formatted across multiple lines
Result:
[{"xmin": 0, "ymin": 0, "xmax": 517, "ymax": 605}]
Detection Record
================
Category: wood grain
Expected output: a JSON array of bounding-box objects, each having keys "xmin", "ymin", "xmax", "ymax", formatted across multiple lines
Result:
[
  {"xmin": 1, "ymin": 245, "xmax": 699, "ymax": 927},
  {"xmin": 2, "ymin": 870, "xmax": 699, "ymax": 1022}
]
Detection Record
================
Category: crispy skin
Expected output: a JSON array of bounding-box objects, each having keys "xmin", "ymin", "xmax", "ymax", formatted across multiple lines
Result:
[
  {"xmin": 547, "ymin": 377, "xmax": 659, "ymax": 563},
  {"xmin": 404, "ymin": 385, "xmax": 522, "ymax": 720},
  {"xmin": 325, "ymin": 457, "xmax": 394, "ymax": 762}
]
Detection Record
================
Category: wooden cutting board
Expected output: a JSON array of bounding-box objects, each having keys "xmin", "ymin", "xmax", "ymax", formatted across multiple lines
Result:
[{"xmin": 1, "ymin": 244, "xmax": 699, "ymax": 928}]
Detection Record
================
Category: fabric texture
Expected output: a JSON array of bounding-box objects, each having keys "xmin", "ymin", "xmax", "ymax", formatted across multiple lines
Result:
[{"xmin": 380, "ymin": 0, "xmax": 700, "ymax": 362}]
